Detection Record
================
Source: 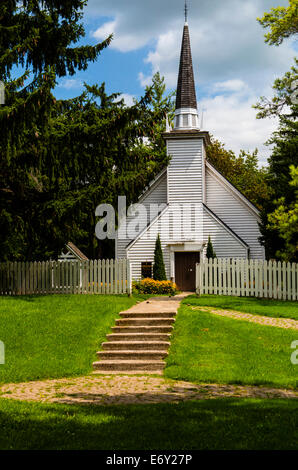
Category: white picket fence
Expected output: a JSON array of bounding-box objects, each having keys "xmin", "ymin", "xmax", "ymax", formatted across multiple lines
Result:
[
  {"xmin": 196, "ymin": 258, "xmax": 298, "ymax": 301},
  {"xmin": 0, "ymin": 259, "xmax": 132, "ymax": 296}
]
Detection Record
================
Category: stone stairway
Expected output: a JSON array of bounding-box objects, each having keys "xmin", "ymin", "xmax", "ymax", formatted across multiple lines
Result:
[{"xmin": 92, "ymin": 297, "xmax": 184, "ymax": 374}]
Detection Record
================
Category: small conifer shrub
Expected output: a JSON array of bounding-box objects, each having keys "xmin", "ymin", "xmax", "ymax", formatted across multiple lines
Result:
[
  {"xmin": 206, "ymin": 236, "xmax": 217, "ymax": 259},
  {"xmin": 153, "ymin": 234, "xmax": 167, "ymax": 280}
]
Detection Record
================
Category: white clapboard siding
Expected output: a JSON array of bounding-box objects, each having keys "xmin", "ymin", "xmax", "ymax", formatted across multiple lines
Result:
[
  {"xmin": 116, "ymin": 171, "xmax": 168, "ymax": 259},
  {"xmin": 206, "ymin": 165, "xmax": 264, "ymax": 259},
  {"xmin": 0, "ymin": 260, "xmax": 132, "ymax": 296},
  {"xmin": 127, "ymin": 206, "xmax": 171, "ymax": 280},
  {"xmin": 203, "ymin": 208, "xmax": 248, "ymax": 258},
  {"xmin": 127, "ymin": 202, "xmax": 249, "ymax": 281},
  {"xmin": 196, "ymin": 258, "xmax": 298, "ymax": 301},
  {"xmin": 128, "ymin": 239, "xmax": 171, "ymax": 281},
  {"xmin": 127, "ymin": 204, "xmax": 205, "ymax": 280},
  {"xmin": 167, "ymin": 138, "xmax": 203, "ymax": 203}
]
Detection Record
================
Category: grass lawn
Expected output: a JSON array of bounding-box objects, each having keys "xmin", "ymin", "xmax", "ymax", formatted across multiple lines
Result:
[
  {"xmin": 185, "ymin": 295, "xmax": 298, "ymax": 320},
  {"xmin": 0, "ymin": 293, "xmax": 297, "ymax": 451},
  {"xmin": 0, "ymin": 398, "xmax": 297, "ymax": 450},
  {"xmin": 0, "ymin": 294, "xmax": 145, "ymax": 384},
  {"xmin": 165, "ymin": 300, "xmax": 298, "ymax": 389}
]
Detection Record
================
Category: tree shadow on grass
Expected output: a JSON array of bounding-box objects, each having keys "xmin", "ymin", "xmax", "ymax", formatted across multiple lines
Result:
[
  {"xmin": 1, "ymin": 295, "xmax": 41, "ymax": 303},
  {"xmin": 0, "ymin": 398, "xmax": 297, "ymax": 450}
]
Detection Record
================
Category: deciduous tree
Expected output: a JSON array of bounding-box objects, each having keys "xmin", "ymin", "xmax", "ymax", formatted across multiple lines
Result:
[
  {"xmin": 206, "ymin": 138, "xmax": 270, "ymax": 210},
  {"xmin": 255, "ymin": 4, "xmax": 298, "ymax": 260},
  {"xmin": 257, "ymin": 0, "xmax": 298, "ymax": 46}
]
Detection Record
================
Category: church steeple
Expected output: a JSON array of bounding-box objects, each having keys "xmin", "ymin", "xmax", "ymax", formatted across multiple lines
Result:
[{"xmin": 174, "ymin": 3, "xmax": 199, "ymax": 130}]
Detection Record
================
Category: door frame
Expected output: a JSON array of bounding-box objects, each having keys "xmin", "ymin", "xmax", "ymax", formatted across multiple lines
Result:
[
  {"xmin": 174, "ymin": 251, "xmax": 201, "ymax": 291},
  {"xmin": 168, "ymin": 243, "xmax": 205, "ymax": 284}
]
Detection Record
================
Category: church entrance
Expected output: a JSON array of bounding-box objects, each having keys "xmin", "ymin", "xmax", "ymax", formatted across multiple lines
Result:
[{"xmin": 175, "ymin": 252, "xmax": 200, "ymax": 291}]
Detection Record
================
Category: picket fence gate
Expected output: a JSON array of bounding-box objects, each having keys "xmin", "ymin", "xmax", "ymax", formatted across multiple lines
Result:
[
  {"xmin": 196, "ymin": 258, "xmax": 298, "ymax": 301},
  {"xmin": 0, "ymin": 259, "xmax": 132, "ymax": 296}
]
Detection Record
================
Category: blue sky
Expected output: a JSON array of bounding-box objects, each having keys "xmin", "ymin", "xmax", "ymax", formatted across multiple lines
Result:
[{"xmin": 53, "ymin": 0, "xmax": 297, "ymax": 165}]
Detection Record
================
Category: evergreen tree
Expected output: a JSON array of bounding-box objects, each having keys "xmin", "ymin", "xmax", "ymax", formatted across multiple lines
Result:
[
  {"xmin": 0, "ymin": 0, "xmax": 111, "ymax": 260},
  {"xmin": 35, "ymin": 83, "xmax": 169, "ymax": 260},
  {"xmin": 267, "ymin": 165, "xmax": 298, "ymax": 262},
  {"xmin": 206, "ymin": 236, "xmax": 216, "ymax": 259},
  {"xmin": 0, "ymin": 2, "xmax": 171, "ymax": 261},
  {"xmin": 144, "ymin": 72, "xmax": 175, "ymax": 150},
  {"xmin": 153, "ymin": 234, "xmax": 167, "ymax": 281}
]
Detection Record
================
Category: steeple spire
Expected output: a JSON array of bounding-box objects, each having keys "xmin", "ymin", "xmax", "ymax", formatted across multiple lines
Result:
[{"xmin": 174, "ymin": 3, "xmax": 199, "ymax": 130}]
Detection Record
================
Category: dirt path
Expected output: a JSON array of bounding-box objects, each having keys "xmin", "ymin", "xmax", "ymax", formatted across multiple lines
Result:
[
  {"xmin": 0, "ymin": 375, "xmax": 297, "ymax": 405},
  {"xmin": 129, "ymin": 292, "xmax": 192, "ymax": 314},
  {"xmin": 192, "ymin": 306, "xmax": 298, "ymax": 330}
]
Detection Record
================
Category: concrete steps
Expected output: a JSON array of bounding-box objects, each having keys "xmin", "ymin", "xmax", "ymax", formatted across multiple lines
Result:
[
  {"xmin": 111, "ymin": 326, "xmax": 173, "ymax": 334},
  {"xmin": 93, "ymin": 360, "xmax": 165, "ymax": 372},
  {"xmin": 115, "ymin": 318, "xmax": 175, "ymax": 326},
  {"xmin": 92, "ymin": 307, "xmax": 177, "ymax": 374},
  {"xmin": 102, "ymin": 341, "xmax": 170, "ymax": 350},
  {"xmin": 107, "ymin": 333, "xmax": 171, "ymax": 342},
  {"xmin": 119, "ymin": 311, "xmax": 176, "ymax": 319},
  {"xmin": 97, "ymin": 350, "xmax": 168, "ymax": 360}
]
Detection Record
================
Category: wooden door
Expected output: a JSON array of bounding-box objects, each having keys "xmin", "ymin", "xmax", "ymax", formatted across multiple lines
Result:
[{"xmin": 175, "ymin": 252, "xmax": 200, "ymax": 291}]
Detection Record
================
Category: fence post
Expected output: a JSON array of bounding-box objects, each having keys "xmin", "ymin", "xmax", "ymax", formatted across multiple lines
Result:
[
  {"xmin": 127, "ymin": 260, "xmax": 132, "ymax": 296},
  {"xmin": 195, "ymin": 262, "xmax": 200, "ymax": 296}
]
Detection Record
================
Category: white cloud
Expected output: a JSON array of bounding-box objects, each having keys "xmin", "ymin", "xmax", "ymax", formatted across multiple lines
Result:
[
  {"xmin": 87, "ymin": 0, "xmax": 295, "ymax": 93},
  {"xmin": 92, "ymin": 20, "xmax": 116, "ymax": 42},
  {"xmin": 92, "ymin": 17, "xmax": 154, "ymax": 52},
  {"xmin": 200, "ymin": 90, "xmax": 278, "ymax": 165},
  {"xmin": 87, "ymin": 0, "xmax": 294, "ymax": 90},
  {"xmin": 212, "ymin": 80, "xmax": 248, "ymax": 93},
  {"xmin": 138, "ymin": 72, "xmax": 152, "ymax": 88},
  {"xmin": 57, "ymin": 79, "xmax": 83, "ymax": 90},
  {"xmin": 143, "ymin": 30, "xmax": 179, "ymax": 87},
  {"xmin": 142, "ymin": 18, "xmax": 294, "ymax": 94},
  {"xmin": 92, "ymin": 19, "xmax": 149, "ymax": 52},
  {"xmin": 85, "ymin": 0, "xmax": 295, "ymax": 164},
  {"xmin": 118, "ymin": 93, "xmax": 135, "ymax": 106}
]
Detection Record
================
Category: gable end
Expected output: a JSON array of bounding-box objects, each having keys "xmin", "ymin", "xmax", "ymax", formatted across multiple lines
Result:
[
  {"xmin": 203, "ymin": 204, "xmax": 249, "ymax": 251},
  {"xmin": 206, "ymin": 161, "xmax": 260, "ymax": 220}
]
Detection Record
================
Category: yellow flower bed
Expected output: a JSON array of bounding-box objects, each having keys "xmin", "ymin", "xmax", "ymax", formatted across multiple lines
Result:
[{"xmin": 133, "ymin": 278, "xmax": 177, "ymax": 295}]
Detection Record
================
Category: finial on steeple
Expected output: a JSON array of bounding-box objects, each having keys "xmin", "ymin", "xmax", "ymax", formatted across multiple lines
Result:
[{"xmin": 184, "ymin": 0, "xmax": 188, "ymax": 23}]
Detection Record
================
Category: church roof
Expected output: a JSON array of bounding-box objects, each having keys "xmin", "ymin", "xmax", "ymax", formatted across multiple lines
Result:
[
  {"xmin": 65, "ymin": 242, "xmax": 89, "ymax": 261},
  {"xmin": 175, "ymin": 22, "xmax": 197, "ymax": 110}
]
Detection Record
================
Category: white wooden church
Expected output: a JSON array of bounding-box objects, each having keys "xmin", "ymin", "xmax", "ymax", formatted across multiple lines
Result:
[{"xmin": 116, "ymin": 13, "xmax": 264, "ymax": 291}]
